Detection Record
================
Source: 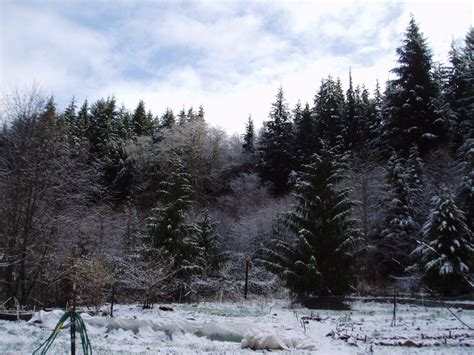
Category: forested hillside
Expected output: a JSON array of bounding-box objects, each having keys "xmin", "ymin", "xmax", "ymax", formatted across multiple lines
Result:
[{"xmin": 1, "ymin": 18, "xmax": 472, "ymax": 308}]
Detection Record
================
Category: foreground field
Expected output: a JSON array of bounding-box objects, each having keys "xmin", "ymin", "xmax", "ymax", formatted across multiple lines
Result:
[{"xmin": 1, "ymin": 299, "xmax": 473, "ymax": 354}]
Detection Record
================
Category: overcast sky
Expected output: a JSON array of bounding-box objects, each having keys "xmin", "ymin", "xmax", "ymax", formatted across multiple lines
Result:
[{"xmin": 1, "ymin": 0, "xmax": 472, "ymax": 133}]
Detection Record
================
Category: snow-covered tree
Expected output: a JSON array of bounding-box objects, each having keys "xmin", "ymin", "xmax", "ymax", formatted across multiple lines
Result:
[
  {"xmin": 160, "ymin": 108, "xmax": 176, "ymax": 129},
  {"xmin": 313, "ymin": 76, "xmax": 345, "ymax": 150},
  {"xmin": 375, "ymin": 152, "xmax": 419, "ymax": 277},
  {"xmin": 412, "ymin": 189, "xmax": 473, "ymax": 295},
  {"xmin": 382, "ymin": 16, "xmax": 442, "ymax": 156},
  {"xmin": 191, "ymin": 213, "xmax": 225, "ymax": 276},
  {"xmin": 457, "ymin": 138, "xmax": 474, "ymax": 230},
  {"xmin": 145, "ymin": 159, "xmax": 201, "ymax": 277},
  {"xmin": 259, "ymin": 142, "xmax": 358, "ymax": 297},
  {"xmin": 258, "ymin": 87, "xmax": 295, "ymax": 194}
]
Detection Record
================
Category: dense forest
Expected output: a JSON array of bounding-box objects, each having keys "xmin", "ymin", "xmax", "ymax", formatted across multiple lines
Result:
[{"xmin": 1, "ymin": 18, "xmax": 473, "ymax": 310}]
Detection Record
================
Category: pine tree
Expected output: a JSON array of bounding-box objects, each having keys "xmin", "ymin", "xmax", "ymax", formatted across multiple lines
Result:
[
  {"xmin": 294, "ymin": 102, "xmax": 316, "ymax": 167},
  {"xmin": 344, "ymin": 70, "xmax": 360, "ymax": 149},
  {"xmin": 132, "ymin": 100, "xmax": 154, "ymax": 136},
  {"xmin": 258, "ymin": 87, "xmax": 295, "ymax": 193},
  {"xmin": 117, "ymin": 104, "xmax": 133, "ymax": 141},
  {"xmin": 242, "ymin": 115, "xmax": 255, "ymax": 153},
  {"xmin": 457, "ymin": 137, "xmax": 474, "ymax": 230},
  {"xmin": 191, "ymin": 213, "xmax": 224, "ymax": 275},
  {"xmin": 382, "ymin": 16, "xmax": 442, "ymax": 156},
  {"xmin": 76, "ymin": 100, "xmax": 89, "ymax": 140},
  {"xmin": 260, "ymin": 143, "xmax": 358, "ymax": 296},
  {"xmin": 61, "ymin": 98, "xmax": 76, "ymax": 132},
  {"xmin": 313, "ymin": 76, "xmax": 345, "ymax": 150},
  {"xmin": 447, "ymin": 28, "xmax": 474, "ymax": 151},
  {"xmin": 160, "ymin": 108, "xmax": 176, "ymax": 129},
  {"xmin": 145, "ymin": 159, "xmax": 200, "ymax": 276},
  {"xmin": 376, "ymin": 151, "xmax": 419, "ymax": 277},
  {"xmin": 412, "ymin": 189, "xmax": 473, "ymax": 295},
  {"xmin": 177, "ymin": 108, "xmax": 187, "ymax": 125},
  {"xmin": 368, "ymin": 80, "xmax": 384, "ymax": 151},
  {"xmin": 88, "ymin": 97, "xmax": 116, "ymax": 158}
]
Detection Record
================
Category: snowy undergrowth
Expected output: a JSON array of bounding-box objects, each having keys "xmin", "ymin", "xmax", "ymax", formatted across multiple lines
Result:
[{"xmin": 1, "ymin": 299, "xmax": 473, "ymax": 354}]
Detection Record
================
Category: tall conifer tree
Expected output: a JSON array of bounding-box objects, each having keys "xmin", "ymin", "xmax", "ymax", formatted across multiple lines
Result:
[
  {"xmin": 382, "ymin": 17, "xmax": 442, "ymax": 156},
  {"xmin": 258, "ymin": 87, "xmax": 294, "ymax": 193}
]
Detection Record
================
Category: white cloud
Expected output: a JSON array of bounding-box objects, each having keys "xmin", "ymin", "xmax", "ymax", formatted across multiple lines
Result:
[{"xmin": 1, "ymin": 0, "xmax": 472, "ymax": 134}]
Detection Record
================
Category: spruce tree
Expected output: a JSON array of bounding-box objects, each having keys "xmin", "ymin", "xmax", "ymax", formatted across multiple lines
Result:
[
  {"xmin": 242, "ymin": 115, "xmax": 255, "ymax": 153},
  {"xmin": 191, "ymin": 213, "xmax": 224, "ymax": 275},
  {"xmin": 145, "ymin": 159, "xmax": 201, "ymax": 276},
  {"xmin": 260, "ymin": 142, "xmax": 358, "ymax": 296},
  {"xmin": 160, "ymin": 108, "xmax": 176, "ymax": 129},
  {"xmin": 294, "ymin": 102, "xmax": 316, "ymax": 167},
  {"xmin": 382, "ymin": 16, "xmax": 441, "ymax": 156},
  {"xmin": 258, "ymin": 87, "xmax": 295, "ymax": 194},
  {"xmin": 412, "ymin": 189, "xmax": 473, "ymax": 295},
  {"xmin": 76, "ymin": 100, "xmax": 89, "ymax": 140},
  {"xmin": 132, "ymin": 100, "xmax": 154, "ymax": 136},
  {"xmin": 376, "ymin": 152, "xmax": 419, "ymax": 277},
  {"xmin": 313, "ymin": 76, "xmax": 345, "ymax": 150},
  {"xmin": 450, "ymin": 28, "xmax": 474, "ymax": 149},
  {"xmin": 61, "ymin": 98, "xmax": 76, "ymax": 131},
  {"xmin": 457, "ymin": 137, "xmax": 473, "ymax": 230}
]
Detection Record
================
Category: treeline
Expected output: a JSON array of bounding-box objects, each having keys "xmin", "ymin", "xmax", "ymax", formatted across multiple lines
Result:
[{"xmin": 0, "ymin": 18, "xmax": 472, "ymax": 309}]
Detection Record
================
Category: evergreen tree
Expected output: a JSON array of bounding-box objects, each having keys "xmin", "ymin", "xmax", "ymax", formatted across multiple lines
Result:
[
  {"xmin": 88, "ymin": 97, "xmax": 116, "ymax": 158},
  {"xmin": 117, "ymin": 104, "xmax": 133, "ymax": 141},
  {"xmin": 382, "ymin": 17, "xmax": 442, "ymax": 156},
  {"xmin": 242, "ymin": 115, "xmax": 255, "ymax": 153},
  {"xmin": 197, "ymin": 105, "xmax": 205, "ymax": 121},
  {"xmin": 313, "ymin": 76, "xmax": 345, "ymax": 149},
  {"xmin": 368, "ymin": 80, "xmax": 384, "ymax": 151},
  {"xmin": 76, "ymin": 100, "xmax": 89, "ymax": 140},
  {"xmin": 132, "ymin": 100, "xmax": 154, "ymax": 136},
  {"xmin": 145, "ymin": 159, "xmax": 200, "ymax": 276},
  {"xmin": 61, "ymin": 98, "xmax": 76, "ymax": 132},
  {"xmin": 177, "ymin": 108, "xmax": 187, "ymax": 125},
  {"xmin": 42, "ymin": 96, "xmax": 57, "ymax": 125},
  {"xmin": 191, "ymin": 213, "xmax": 225, "ymax": 275},
  {"xmin": 457, "ymin": 137, "xmax": 474, "ymax": 230},
  {"xmin": 448, "ymin": 28, "xmax": 474, "ymax": 150},
  {"xmin": 376, "ymin": 152, "xmax": 419, "ymax": 277},
  {"xmin": 260, "ymin": 143, "xmax": 358, "ymax": 296},
  {"xmin": 258, "ymin": 87, "xmax": 295, "ymax": 194},
  {"xmin": 358, "ymin": 85, "xmax": 376, "ymax": 147},
  {"xmin": 160, "ymin": 108, "xmax": 176, "ymax": 129},
  {"xmin": 293, "ymin": 102, "xmax": 317, "ymax": 167},
  {"xmin": 412, "ymin": 189, "xmax": 473, "ymax": 295},
  {"xmin": 344, "ymin": 70, "xmax": 360, "ymax": 149}
]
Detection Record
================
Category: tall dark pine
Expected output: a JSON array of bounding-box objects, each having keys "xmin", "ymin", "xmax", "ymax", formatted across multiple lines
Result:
[
  {"xmin": 313, "ymin": 76, "xmax": 345, "ymax": 150},
  {"xmin": 382, "ymin": 17, "xmax": 441, "ymax": 156},
  {"xmin": 344, "ymin": 70, "xmax": 360, "ymax": 149},
  {"xmin": 258, "ymin": 87, "xmax": 294, "ymax": 194},
  {"xmin": 132, "ymin": 100, "xmax": 154, "ymax": 136},
  {"xmin": 450, "ymin": 28, "xmax": 474, "ymax": 149},
  {"xmin": 293, "ymin": 102, "xmax": 316, "ymax": 167},
  {"xmin": 260, "ymin": 143, "xmax": 357, "ymax": 296},
  {"xmin": 160, "ymin": 108, "xmax": 176, "ymax": 129},
  {"xmin": 242, "ymin": 115, "xmax": 255, "ymax": 153}
]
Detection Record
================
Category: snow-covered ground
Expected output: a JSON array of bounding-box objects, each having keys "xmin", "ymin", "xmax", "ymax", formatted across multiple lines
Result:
[{"xmin": 1, "ymin": 299, "xmax": 473, "ymax": 354}]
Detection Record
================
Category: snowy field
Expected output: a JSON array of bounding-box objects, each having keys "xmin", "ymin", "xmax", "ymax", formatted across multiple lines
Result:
[{"xmin": 1, "ymin": 299, "xmax": 474, "ymax": 354}]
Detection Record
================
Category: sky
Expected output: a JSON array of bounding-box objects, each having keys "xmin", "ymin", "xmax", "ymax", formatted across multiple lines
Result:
[{"xmin": 1, "ymin": 0, "xmax": 472, "ymax": 134}]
